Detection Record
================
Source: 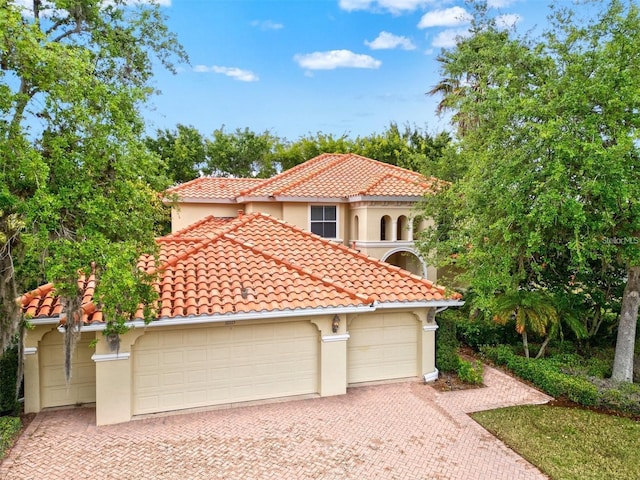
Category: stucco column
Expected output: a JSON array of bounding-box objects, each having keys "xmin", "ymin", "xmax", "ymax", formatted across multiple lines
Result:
[
  {"xmin": 311, "ymin": 316, "xmax": 349, "ymax": 397},
  {"xmin": 92, "ymin": 329, "xmax": 145, "ymax": 426},
  {"xmin": 421, "ymin": 308, "xmax": 439, "ymax": 382},
  {"xmin": 23, "ymin": 324, "xmax": 57, "ymax": 413}
]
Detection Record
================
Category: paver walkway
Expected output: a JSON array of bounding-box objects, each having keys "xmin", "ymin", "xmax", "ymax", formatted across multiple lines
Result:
[{"xmin": 1, "ymin": 364, "xmax": 551, "ymax": 480}]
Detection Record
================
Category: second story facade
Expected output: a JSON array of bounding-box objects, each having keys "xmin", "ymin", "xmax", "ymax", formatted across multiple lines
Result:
[{"xmin": 166, "ymin": 153, "xmax": 444, "ymax": 280}]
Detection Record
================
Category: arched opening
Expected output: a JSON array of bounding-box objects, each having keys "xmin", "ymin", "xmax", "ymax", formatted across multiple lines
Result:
[
  {"xmin": 412, "ymin": 216, "xmax": 424, "ymax": 241},
  {"xmin": 397, "ymin": 215, "xmax": 408, "ymax": 241},
  {"xmin": 352, "ymin": 215, "xmax": 359, "ymax": 241},
  {"xmin": 382, "ymin": 249, "xmax": 427, "ymax": 278},
  {"xmin": 380, "ymin": 215, "xmax": 392, "ymax": 241}
]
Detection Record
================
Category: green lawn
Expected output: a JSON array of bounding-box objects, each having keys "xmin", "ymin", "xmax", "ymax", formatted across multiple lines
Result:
[{"xmin": 472, "ymin": 405, "xmax": 640, "ymax": 480}]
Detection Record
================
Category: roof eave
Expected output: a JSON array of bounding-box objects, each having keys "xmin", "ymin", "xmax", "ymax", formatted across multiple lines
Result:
[
  {"xmin": 375, "ymin": 300, "xmax": 465, "ymax": 309},
  {"xmin": 66, "ymin": 304, "xmax": 378, "ymax": 332},
  {"xmin": 348, "ymin": 195, "xmax": 425, "ymax": 203},
  {"xmin": 166, "ymin": 197, "xmax": 239, "ymax": 204}
]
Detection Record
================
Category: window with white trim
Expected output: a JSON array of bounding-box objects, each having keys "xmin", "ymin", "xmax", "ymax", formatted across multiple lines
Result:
[{"xmin": 310, "ymin": 205, "xmax": 337, "ymax": 238}]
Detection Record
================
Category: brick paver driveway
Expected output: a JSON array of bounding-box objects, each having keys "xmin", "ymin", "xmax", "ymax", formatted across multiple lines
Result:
[{"xmin": 1, "ymin": 365, "xmax": 551, "ymax": 480}]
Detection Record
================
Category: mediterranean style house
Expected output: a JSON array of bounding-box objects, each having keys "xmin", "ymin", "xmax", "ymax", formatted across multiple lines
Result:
[
  {"xmin": 21, "ymin": 153, "xmax": 462, "ymax": 426},
  {"xmin": 167, "ymin": 153, "xmax": 445, "ymax": 280}
]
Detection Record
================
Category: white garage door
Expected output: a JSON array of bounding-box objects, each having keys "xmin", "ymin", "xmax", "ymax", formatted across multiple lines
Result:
[
  {"xmin": 348, "ymin": 313, "xmax": 419, "ymax": 384},
  {"xmin": 40, "ymin": 331, "xmax": 96, "ymax": 408},
  {"xmin": 133, "ymin": 321, "xmax": 319, "ymax": 415}
]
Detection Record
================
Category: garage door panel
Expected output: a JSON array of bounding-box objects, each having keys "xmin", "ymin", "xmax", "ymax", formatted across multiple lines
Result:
[
  {"xmin": 348, "ymin": 314, "xmax": 418, "ymax": 384},
  {"xmin": 39, "ymin": 332, "xmax": 96, "ymax": 408},
  {"xmin": 133, "ymin": 322, "xmax": 318, "ymax": 415}
]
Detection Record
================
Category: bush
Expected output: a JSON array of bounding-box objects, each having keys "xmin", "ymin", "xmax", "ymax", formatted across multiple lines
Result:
[
  {"xmin": 0, "ymin": 416, "xmax": 21, "ymax": 460},
  {"xmin": 458, "ymin": 359, "xmax": 484, "ymax": 385},
  {"xmin": 480, "ymin": 345, "xmax": 599, "ymax": 406},
  {"xmin": 0, "ymin": 346, "xmax": 19, "ymax": 415},
  {"xmin": 436, "ymin": 314, "xmax": 460, "ymax": 373}
]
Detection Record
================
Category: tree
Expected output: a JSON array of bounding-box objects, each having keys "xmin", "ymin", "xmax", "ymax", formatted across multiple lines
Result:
[
  {"xmin": 204, "ymin": 126, "xmax": 282, "ymax": 178},
  {"xmin": 493, "ymin": 291, "xmax": 559, "ymax": 359},
  {"xmin": 418, "ymin": 1, "xmax": 640, "ymax": 380},
  {"xmin": 0, "ymin": 0, "xmax": 187, "ymax": 390},
  {"xmin": 146, "ymin": 124, "xmax": 207, "ymax": 185}
]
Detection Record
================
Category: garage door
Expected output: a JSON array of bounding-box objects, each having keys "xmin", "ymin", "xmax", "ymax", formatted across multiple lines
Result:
[
  {"xmin": 40, "ymin": 331, "xmax": 96, "ymax": 408},
  {"xmin": 348, "ymin": 313, "xmax": 419, "ymax": 384},
  {"xmin": 133, "ymin": 321, "xmax": 319, "ymax": 415}
]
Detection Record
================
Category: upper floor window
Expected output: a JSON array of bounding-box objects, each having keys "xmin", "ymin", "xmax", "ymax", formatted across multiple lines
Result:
[{"xmin": 310, "ymin": 205, "xmax": 337, "ymax": 238}]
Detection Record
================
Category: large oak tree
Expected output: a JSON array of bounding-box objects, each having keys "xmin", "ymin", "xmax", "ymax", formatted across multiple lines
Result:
[
  {"xmin": 0, "ymin": 0, "xmax": 186, "ymax": 387},
  {"xmin": 421, "ymin": 1, "xmax": 640, "ymax": 381}
]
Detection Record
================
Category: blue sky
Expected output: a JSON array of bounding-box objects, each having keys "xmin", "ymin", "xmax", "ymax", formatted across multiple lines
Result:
[{"xmin": 147, "ymin": 0, "xmax": 579, "ymax": 141}]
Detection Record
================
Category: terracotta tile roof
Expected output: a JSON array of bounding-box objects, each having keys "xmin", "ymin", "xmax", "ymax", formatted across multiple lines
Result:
[
  {"xmin": 20, "ymin": 272, "xmax": 103, "ymax": 324},
  {"xmin": 20, "ymin": 213, "xmax": 460, "ymax": 324},
  {"xmin": 166, "ymin": 177, "xmax": 265, "ymax": 200},
  {"xmin": 237, "ymin": 153, "xmax": 443, "ymax": 199},
  {"xmin": 165, "ymin": 154, "xmax": 444, "ymax": 203}
]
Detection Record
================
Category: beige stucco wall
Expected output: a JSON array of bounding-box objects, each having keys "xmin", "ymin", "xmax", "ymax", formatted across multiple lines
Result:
[
  {"xmin": 171, "ymin": 203, "xmax": 241, "ymax": 232},
  {"xmin": 281, "ymin": 203, "xmax": 309, "ymax": 231}
]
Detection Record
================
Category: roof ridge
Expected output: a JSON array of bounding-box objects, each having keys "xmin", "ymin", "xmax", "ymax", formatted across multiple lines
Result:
[
  {"xmin": 347, "ymin": 153, "xmax": 426, "ymax": 179},
  {"xmin": 236, "ymin": 153, "xmax": 338, "ymax": 196},
  {"xmin": 271, "ymin": 154, "xmax": 347, "ymax": 196},
  {"xmin": 222, "ymin": 231, "xmax": 375, "ymax": 305},
  {"xmin": 254, "ymin": 213, "xmax": 453, "ymax": 297},
  {"xmin": 151, "ymin": 214, "xmax": 257, "ymax": 274},
  {"xmin": 356, "ymin": 171, "xmax": 432, "ymax": 196},
  {"xmin": 165, "ymin": 176, "xmax": 207, "ymax": 194}
]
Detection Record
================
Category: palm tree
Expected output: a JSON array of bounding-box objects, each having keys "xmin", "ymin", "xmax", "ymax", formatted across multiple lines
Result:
[{"xmin": 493, "ymin": 290, "xmax": 560, "ymax": 359}]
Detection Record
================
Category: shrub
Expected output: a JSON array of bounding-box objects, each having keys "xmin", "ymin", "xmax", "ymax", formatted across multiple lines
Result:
[
  {"xmin": 458, "ymin": 359, "xmax": 484, "ymax": 385},
  {"xmin": 0, "ymin": 416, "xmax": 21, "ymax": 460},
  {"xmin": 0, "ymin": 346, "xmax": 19, "ymax": 415},
  {"xmin": 479, "ymin": 345, "xmax": 599, "ymax": 406},
  {"xmin": 456, "ymin": 315, "xmax": 519, "ymax": 350},
  {"xmin": 436, "ymin": 314, "xmax": 460, "ymax": 373}
]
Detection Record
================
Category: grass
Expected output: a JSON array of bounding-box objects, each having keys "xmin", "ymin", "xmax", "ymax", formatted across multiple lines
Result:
[
  {"xmin": 0, "ymin": 416, "xmax": 21, "ymax": 460},
  {"xmin": 472, "ymin": 405, "xmax": 640, "ymax": 480}
]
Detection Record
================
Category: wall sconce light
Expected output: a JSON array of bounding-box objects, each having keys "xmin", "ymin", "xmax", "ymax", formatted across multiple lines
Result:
[{"xmin": 332, "ymin": 314, "xmax": 340, "ymax": 334}]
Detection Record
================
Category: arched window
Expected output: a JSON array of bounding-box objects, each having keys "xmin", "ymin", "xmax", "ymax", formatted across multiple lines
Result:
[
  {"xmin": 397, "ymin": 215, "xmax": 408, "ymax": 241},
  {"xmin": 380, "ymin": 215, "xmax": 392, "ymax": 241},
  {"xmin": 352, "ymin": 215, "xmax": 359, "ymax": 241},
  {"xmin": 412, "ymin": 216, "xmax": 423, "ymax": 241}
]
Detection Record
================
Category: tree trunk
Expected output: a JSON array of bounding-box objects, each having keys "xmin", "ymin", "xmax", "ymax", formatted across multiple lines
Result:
[
  {"xmin": 611, "ymin": 266, "xmax": 640, "ymax": 382},
  {"xmin": 522, "ymin": 330, "xmax": 529, "ymax": 359},
  {"xmin": 535, "ymin": 335, "xmax": 551, "ymax": 359}
]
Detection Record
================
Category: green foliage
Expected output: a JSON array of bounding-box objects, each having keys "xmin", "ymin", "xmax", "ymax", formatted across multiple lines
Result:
[
  {"xmin": 419, "ymin": 1, "xmax": 640, "ymax": 370},
  {"xmin": 457, "ymin": 359, "xmax": 484, "ymax": 385},
  {"xmin": 0, "ymin": 0, "xmax": 187, "ymax": 386},
  {"xmin": 146, "ymin": 124, "xmax": 207, "ymax": 185},
  {"xmin": 0, "ymin": 416, "xmax": 21, "ymax": 460},
  {"xmin": 0, "ymin": 345, "xmax": 19, "ymax": 415},
  {"xmin": 436, "ymin": 313, "xmax": 460, "ymax": 373},
  {"xmin": 456, "ymin": 314, "xmax": 519, "ymax": 349}
]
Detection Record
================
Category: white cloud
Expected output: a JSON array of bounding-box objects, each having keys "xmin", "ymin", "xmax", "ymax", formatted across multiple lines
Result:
[
  {"xmin": 365, "ymin": 31, "xmax": 416, "ymax": 50},
  {"xmin": 194, "ymin": 65, "xmax": 259, "ymax": 82},
  {"xmin": 495, "ymin": 13, "xmax": 522, "ymax": 29},
  {"xmin": 250, "ymin": 19, "xmax": 284, "ymax": 30},
  {"xmin": 339, "ymin": 0, "xmax": 436, "ymax": 14},
  {"xmin": 418, "ymin": 7, "xmax": 471, "ymax": 28},
  {"xmin": 294, "ymin": 50, "xmax": 382, "ymax": 70},
  {"xmin": 431, "ymin": 28, "xmax": 471, "ymax": 48}
]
